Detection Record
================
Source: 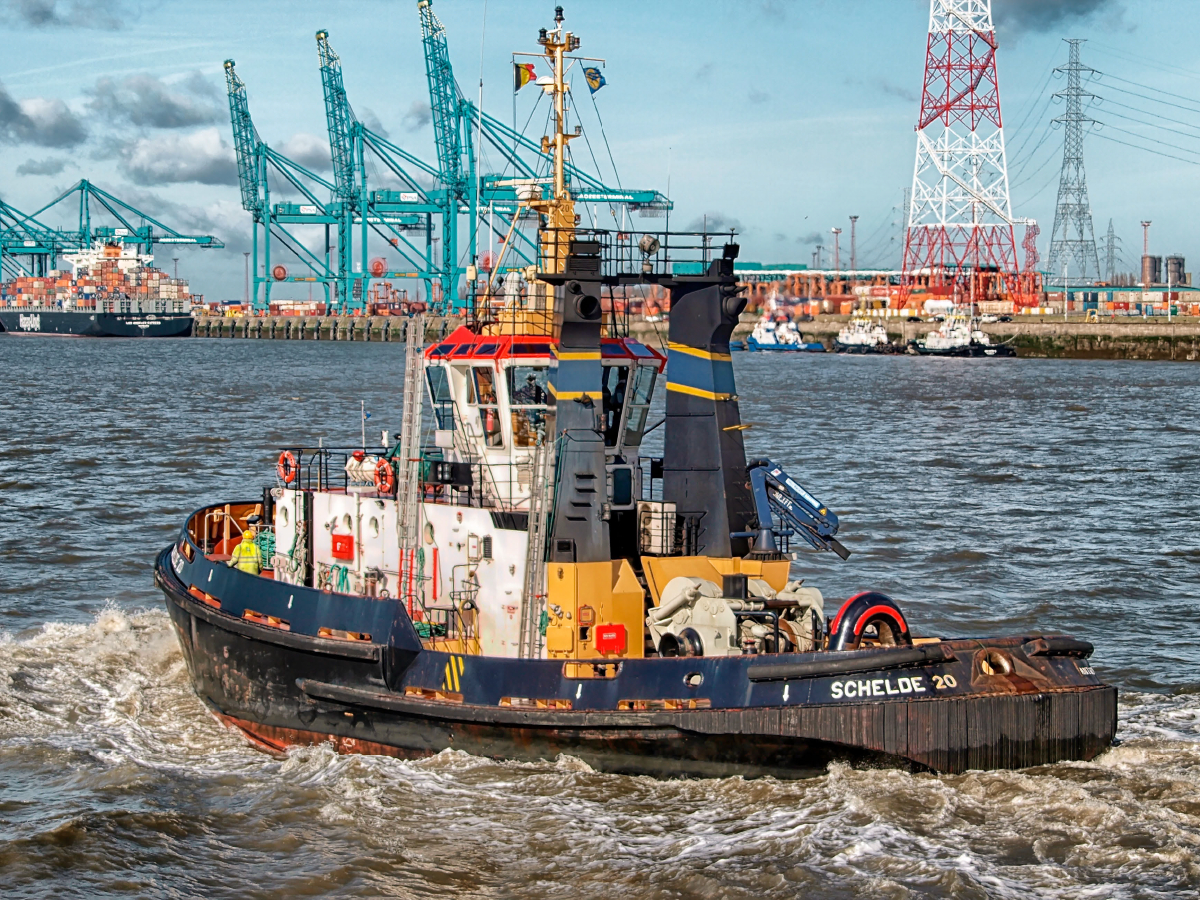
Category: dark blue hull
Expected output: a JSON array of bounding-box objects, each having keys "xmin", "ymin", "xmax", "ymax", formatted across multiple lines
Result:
[
  {"xmin": 157, "ymin": 523, "xmax": 1116, "ymax": 777},
  {"xmin": 0, "ymin": 309, "xmax": 194, "ymax": 337}
]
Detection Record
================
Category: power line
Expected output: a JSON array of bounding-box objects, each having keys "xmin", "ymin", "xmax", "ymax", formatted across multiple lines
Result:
[
  {"xmin": 1094, "ymin": 70, "xmax": 1200, "ymax": 109},
  {"xmin": 1093, "ymin": 77, "xmax": 1200, "ymax": 116},
  {"xmin": 1007, "ymin": 52, "xmax": 1062, "ymax": 141},
  {"xmin": 1090, "ymin": 129, "xmax": 1200, "ymax": 166},
  {"xmin": 1094, "ymin": 105, "xmax": 1200, "ymax": 143},
  {"xmin": 1009, "ymin": 98, "xmax": 1059, "ymax": 174},
  {"xmin": 1088, "ymin": 41, "xmax": 1200, "ymax": 84},
  {"xmin": 1093, "ymin": 94, "xmax": 1200, "ymax": 134},
  {"xmin": 1094, "ymin": 119, "xmax": 1200, "ymax": 159}
]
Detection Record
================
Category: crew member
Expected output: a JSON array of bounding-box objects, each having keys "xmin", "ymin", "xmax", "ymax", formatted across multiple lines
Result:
[
  {"xmin": 229, "ymin": 521, "xmax": 261, "ymax": 575},
  {"xmin": 512, "ymin": 370, "xmax": 547, "ymax": 405}
]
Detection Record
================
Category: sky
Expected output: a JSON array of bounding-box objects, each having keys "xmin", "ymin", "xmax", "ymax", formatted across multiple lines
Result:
[{"xmin": 0, "ymin": 0, "xmax": 1197, "ymax": 299}]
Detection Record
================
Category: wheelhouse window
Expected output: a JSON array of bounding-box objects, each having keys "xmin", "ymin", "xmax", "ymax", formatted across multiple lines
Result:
[
  {"xmin": 601, "ymin": 364, "xmax": 630, "ymax": 447},
  {"xmin": 506, "ymin": 365, "xmax": 550, "ymax": 448},
  {"xmin": 469, "ymin": 366, "xmax": 503, "ymax": 448},
  {"xmin": 426, "ymin": 366, "xmax": 453, "ymax": 429},
  {"xmin": 623, "ymin": 365, "xmax": 657, "ymax": 447}
]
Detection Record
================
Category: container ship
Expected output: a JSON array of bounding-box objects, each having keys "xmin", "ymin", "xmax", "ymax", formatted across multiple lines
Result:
[
  {"xmin": 0, "ymin": 242, "xmax": 196, "ymax": 337},
  {"xmin": 154, "ymin": 9, "xmax": 1115, "ymax": 777}
]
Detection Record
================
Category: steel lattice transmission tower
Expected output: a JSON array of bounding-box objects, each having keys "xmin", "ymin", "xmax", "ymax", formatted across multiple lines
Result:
[
  {"xmin": 1104, "ymin": 219, "xmax": 1119, "ymax": 282},
  {"xmin": 902, "ymin": 0, "xmax": 1018, "ymax": 300},
  {"xmin": 1022, "ymin": 221, "xmax": 1040, "ymax": 271},
  {"xmin": 1047, "ymin": 39, "xmax": 1101, "ymax": 283}
]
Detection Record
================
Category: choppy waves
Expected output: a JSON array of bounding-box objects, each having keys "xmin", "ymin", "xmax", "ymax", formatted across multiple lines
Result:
[
  {"xmin": 2, "ymin": 341, "xmax": 1200, "ymax": 896},
  {"xmin": 0, "ymin": 608, "xmax": 1196, "ymax": 898}
]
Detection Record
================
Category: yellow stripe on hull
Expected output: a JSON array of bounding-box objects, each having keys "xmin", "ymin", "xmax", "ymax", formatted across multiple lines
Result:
[
  {"xmin": 667, "ymin": 341, "xmax": 732, "ymax": 362},
  {"xmin": 666, "ymin": 382, "xmax": 734, "ymax": 401}
]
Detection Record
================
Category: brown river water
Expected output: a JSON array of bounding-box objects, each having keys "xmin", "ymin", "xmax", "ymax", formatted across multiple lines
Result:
[{"xmin": 0, "ymin": 336, "xmax": 1197, "ymax": 898}]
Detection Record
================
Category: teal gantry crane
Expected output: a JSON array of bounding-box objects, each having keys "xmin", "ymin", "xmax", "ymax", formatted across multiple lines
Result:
[
  {"xmin": 316, "ymin": 30, "xmax": 450, "ymax": 310},
  {"xmin": 416, "ymin": 0, "xmax": 670, "ymax": 297},
  {"xmin": 225, "ymin": 58, "xmax": 347, "ymax": 311},
  {"xmin": 0, "ymin": 180, "xmax": 223, "ymax": 279},
  {"xmin": 221, "ymin": 4, "xmax": 671, "ymax": 313}
]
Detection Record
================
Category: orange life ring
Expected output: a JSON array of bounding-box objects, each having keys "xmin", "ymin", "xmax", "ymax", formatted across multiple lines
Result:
[
  {"xmin": 277, "ymin": 450, "xmax": 298, "ymax": 484},
  {"xmin": 374, "ymin": 458, "xmax": 396, "ymax": 495}
]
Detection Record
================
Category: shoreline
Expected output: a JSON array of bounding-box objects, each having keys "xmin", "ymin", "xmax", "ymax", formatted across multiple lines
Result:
[{"xmin": 182, "ymin": 312, "xmax": 1200, "ymax": 362}]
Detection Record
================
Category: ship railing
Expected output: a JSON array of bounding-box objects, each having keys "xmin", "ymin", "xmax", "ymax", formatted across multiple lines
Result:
[
  {"xmin": 536, "ymin": 227, "xmax": 737, "ymax": 282},
  {"xmin": 412, "ymin": 565, "xmax": 480, "ymax": 654},
  {"xmin": 276, "ymin": 447, "xmax": 371, "ymax": 494},
  {"xmin": 417, "ymin": 452, "xmax": 543, "ymax": 516},
  {"xmin": 275, "ymin": 444, "xmax": 538, "ymax": 517},
  {"xmin": 463, "ymin": 228, "xmax": 738, "ymax": 334}
]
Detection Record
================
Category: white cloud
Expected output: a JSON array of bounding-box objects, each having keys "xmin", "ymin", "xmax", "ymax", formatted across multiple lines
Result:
[
  {"xmin": 120, "ymin": 127, "xmax": 238, "ymax": 185},
  {"xmin": 88, "ymin": 72, "xmax": 221, "ymax": 129},
  {"xmin": 0, "ymin": 82, "xmax": 87, "ymax": 147},
  {"xmin": 278, "ymin": 132, "xmax": 331, "ymax": 171}
]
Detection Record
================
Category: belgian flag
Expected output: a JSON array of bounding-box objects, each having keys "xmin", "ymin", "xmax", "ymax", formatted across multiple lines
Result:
[{"xmin": 514, "ymin": 62, "xmax": 536, "ymax": 93}]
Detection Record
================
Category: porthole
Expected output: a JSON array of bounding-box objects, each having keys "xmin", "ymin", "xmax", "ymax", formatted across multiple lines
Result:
[
  {"xmin": 342, "ymin": 513, "xmax": 353, "ymax": 531},
  {"xmin": 684, "ymin": 672, "xmax": 704, "ymax": 688},
  {"xmin": 368, "ymin": 516, "xmax": 380, "ymax": 538},
  {"xmin": 280, "ymin": 506, "xmax": 290, "ymax": 527}
]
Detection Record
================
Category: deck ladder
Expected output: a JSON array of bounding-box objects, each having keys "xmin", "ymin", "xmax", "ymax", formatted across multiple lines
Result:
[
  {"xmin": 518, "ymin": 435, "xmax": 555, "ymax": 658},
  {"xmin": 397, "ymin": 315, "xmax": 426, "ymax": 616}
]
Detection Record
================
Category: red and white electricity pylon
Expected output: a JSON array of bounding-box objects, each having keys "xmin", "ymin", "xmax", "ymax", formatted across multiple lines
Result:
[{"xmin": 902, "ymin": 0, "xmax": 1018, "ymax": 305}]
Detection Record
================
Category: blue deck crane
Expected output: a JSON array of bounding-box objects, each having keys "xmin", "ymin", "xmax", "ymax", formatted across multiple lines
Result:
[{"xmin": 743, "ymin": 459, "xmax": 850, "ymax": 560}]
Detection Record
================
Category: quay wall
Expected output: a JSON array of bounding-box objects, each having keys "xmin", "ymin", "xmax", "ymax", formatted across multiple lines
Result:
[{"xmin": 191, "ymin": 314, "xmax": 1200, "ymax": 362}]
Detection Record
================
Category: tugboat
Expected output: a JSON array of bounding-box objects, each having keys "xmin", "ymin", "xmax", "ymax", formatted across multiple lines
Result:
[
  {"xmin": 155, "ymin": 11, "xmax": 1113, "ymax": 777},
  {"xmin": 746, "ymin": 311, "xmax": 824, "ymax": 352},
  {"xmin": 909, "ymin": 314, "xmax": 1014, "ymax": 357},
  {"xmin": 834, "ymin": 316, "xmax": 895, "ymax": 354}
]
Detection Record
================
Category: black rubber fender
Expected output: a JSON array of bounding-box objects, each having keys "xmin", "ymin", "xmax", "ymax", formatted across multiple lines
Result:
[{"xmin": 829, "ymin": 591, "xmax": 912, "ymax": 652}]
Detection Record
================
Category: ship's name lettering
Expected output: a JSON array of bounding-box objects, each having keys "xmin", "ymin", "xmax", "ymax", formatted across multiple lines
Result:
[
  {"xmin": 830, "ymin": 675, "xmax": 927, "ymax": 699},
  {"xmin": 18, "ymin": 314, "xmax": 40, "ymax": 331}
]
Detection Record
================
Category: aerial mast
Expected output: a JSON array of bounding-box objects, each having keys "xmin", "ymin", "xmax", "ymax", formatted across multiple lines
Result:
[{"xmin": 527, "ymin": 6, "xmax": 579, "ymax": 281}]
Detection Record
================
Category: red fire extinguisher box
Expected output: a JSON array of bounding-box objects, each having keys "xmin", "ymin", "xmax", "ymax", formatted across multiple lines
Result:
[
  {"xmin": 331, "ymin": 533, "xmax": 355, "ymax": 560},
  {"xmin": 594, "ymin": 623, "xmax": 627, "ymax": 655}
]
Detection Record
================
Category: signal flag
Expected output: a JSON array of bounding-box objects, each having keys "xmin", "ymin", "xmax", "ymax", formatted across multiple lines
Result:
[
  {"xmin": 514, "ymin": 62, "xmax": 536, "ymax": 92},
  {"xmin": 583, "ymin": 67, "xmax": 606, "ymax": 94}
]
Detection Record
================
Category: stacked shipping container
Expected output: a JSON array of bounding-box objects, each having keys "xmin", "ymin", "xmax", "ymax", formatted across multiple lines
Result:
[{"xmin": 0, "ymin": 243, "xmax": 197, "ymax": 313}]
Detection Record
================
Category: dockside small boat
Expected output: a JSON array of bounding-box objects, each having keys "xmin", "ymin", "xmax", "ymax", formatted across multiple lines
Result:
[
  {"xmin": 908, "ymin": 314, "xmax": 1014, "ymax": 357},
  {"xmin": 155, "ymin": 11, "xmax": 1113, "ymax": 777},
  {"xmin": 834, "ymin": 316, "xmax": 895, "ymax": 354},
  {"xmin": 745, "ymin": 316, "xmax": 825, "ymax": 352}
]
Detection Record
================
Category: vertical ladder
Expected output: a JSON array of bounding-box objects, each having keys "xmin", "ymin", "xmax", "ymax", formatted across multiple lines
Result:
[
  {"xmin": 518, "ymin": 434, "xmax": 555, "ymax": 658},
  {"xmin": 397, "ymin": 315, "xmax": 426, "ymax": 617}
]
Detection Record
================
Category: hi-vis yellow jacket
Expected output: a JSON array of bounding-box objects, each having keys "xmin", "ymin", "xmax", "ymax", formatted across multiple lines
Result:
[{"xmin": 229, "ymin": 534, "xmax": 261, "ymax": 575}]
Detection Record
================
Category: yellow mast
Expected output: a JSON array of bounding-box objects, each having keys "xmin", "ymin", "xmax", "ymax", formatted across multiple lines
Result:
[
  {"xmin": 531, "ymin": 9, "xmax": 577, "ymax": 282},
  {"xmin": 483, "ymin": 8, "xmax": 578, "ymax": 336}
]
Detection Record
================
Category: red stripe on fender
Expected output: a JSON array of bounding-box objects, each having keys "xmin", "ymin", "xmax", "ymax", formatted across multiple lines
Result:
[
  {"xmin": 853, "ymin": 604, "xmax": 908, "ymax": 635},
  {"xmin": 830, "ymin": 591, "xmax": 873, "ymax": 635}
]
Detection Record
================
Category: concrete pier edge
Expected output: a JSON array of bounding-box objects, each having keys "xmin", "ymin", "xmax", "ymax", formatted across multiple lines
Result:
[{"xmin": 190, "ymin": 313, "xmax": 1200, "ymax": 361}]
